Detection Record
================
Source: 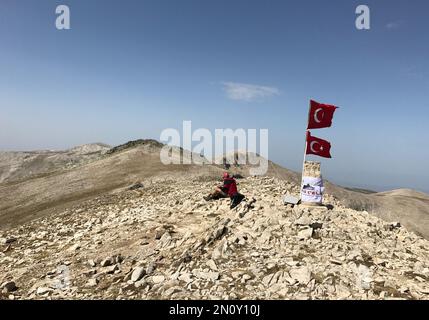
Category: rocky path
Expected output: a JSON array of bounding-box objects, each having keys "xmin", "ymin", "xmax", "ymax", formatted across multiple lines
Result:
[{"xmin": 1, "ymin": 176, "xmax": 429, "ymax": 300}]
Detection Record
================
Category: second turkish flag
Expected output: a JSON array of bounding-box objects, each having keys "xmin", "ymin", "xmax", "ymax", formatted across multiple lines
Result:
[
  {"xmin": 307, "ymin": 100, "xmax": 338, "ymax": 129},
  {"xmin": 306, "ymin": 131, "xmax": 332, "ymax": 158}
]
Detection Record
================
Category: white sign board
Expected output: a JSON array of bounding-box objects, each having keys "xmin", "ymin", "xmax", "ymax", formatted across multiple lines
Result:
[{"xmin": 301, "ymin": 176, "xmax": 324, "ymax": 204}]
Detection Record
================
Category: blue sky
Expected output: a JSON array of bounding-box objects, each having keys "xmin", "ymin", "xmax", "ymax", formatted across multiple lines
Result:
[{"xmin": 1, "ymin": 0, "xmax": 428, "ymax": 192}]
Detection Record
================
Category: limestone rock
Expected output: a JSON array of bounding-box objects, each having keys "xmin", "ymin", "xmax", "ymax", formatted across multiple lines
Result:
[
  {"xmin": 295, "ymin": 216, "xmax": 312, "ymax": 226},
  {"xmin": 36, "ymin": 287, "xmax": 53, "ymax": 295},
  {"xmin": 206, "ymin": 259, "xmax": 218, "ymax": 271},
  {"xmin": 146, "ymin": 262, "xmax": 156, "ymax": 275},
  {"xmin": 100, "ymin": 257, "xmax": 114, "ymax": 267},
  {"xmin": 131, "ymin": 267, "xmax": 146, "ymax": 282},
  {"xmin": 1, "ymin": 175, "xmax": 429, "ymax": 300},
  {"xmin": 152, "ymin": 275, "xmax": 165, "ymax": 284},
  {"xmin": 290, "ymin": 267, "xmax": 312, "ymax": 285},
  {"xmin": 298, "ymin": 228, "xmax": 313, "ymax": 240},
  {"xmin": 86, "ymin": 279, "xmax": 99, "ymax": 287}
]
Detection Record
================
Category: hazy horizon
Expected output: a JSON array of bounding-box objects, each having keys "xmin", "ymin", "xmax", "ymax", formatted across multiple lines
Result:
[{"xmin": 1, "ymin": 137, "xmax": 427, "ymax": 194}]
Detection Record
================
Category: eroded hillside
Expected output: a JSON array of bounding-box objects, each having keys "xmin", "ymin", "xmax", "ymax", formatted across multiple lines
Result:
[{"xmin": 1, "ymin": 176, "xmax": 429, "ymax": 300}]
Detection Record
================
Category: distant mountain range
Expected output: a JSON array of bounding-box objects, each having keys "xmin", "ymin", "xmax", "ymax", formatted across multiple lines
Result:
[{"xmin": 1, "ymin": 139, "xmax": 428, "ymax": 240}]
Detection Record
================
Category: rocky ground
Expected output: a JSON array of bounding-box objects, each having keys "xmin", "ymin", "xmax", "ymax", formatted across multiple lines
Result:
[
  {"xmin": 1, "ymin": 176, "xmax": 429, "ymax": 300},
  {"xmin": 0, "ymin": 143, "xmax": 110, "ymax": 184}
]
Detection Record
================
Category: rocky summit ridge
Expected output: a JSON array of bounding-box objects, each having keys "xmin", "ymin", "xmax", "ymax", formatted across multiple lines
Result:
[{"xmin": 1, "ymin": 175, "xmax": 429, "ymax": 300}]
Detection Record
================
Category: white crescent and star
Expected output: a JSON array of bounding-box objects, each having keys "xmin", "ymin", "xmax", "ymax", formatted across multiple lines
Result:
[
  {"xmin": 310, "ymin": 141, "xmax": 323, "ymax": 153},
  {"xmin": 314, "ymin": 108, "xmax": 324, "ymax": 123}
]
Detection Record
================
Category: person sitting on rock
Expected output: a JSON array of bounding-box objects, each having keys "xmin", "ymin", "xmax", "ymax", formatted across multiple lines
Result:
[{"xmin": 204, "ymin": 172, "xmax": 245, "ymax": 209}]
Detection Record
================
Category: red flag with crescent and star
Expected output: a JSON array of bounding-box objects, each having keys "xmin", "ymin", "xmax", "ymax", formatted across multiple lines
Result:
[
  {"xmin": 306, "ymin": 131, "xmax": 332, "ymax": 158},
  {"xmin": 307, "ymin": 100, "xmax": 338, "ymax": 129}
]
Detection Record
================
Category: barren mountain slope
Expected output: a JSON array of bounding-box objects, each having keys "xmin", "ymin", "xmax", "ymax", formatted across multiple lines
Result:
[
  {"xmin": 1, "ymin": 176, "xmax": 429, "ymax": 300},
  {"xmin": 0, "ymin": 143, "xmax": 110, "ymax": 184},
  {"xmin": 0, "ymin": 142, "xmax": 220, "ymax": 229},
  {"xmin": 0, "ymin": 140, "xmax": 428, "ymax": 240}
]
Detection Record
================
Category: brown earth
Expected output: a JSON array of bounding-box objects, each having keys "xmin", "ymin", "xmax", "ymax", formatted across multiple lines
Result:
[{"xmin": 0, "ymin": 139, "xmax": 428, "ymax": 240}]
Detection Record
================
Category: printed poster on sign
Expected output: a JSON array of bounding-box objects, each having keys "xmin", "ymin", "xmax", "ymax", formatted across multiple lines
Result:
[{"xmin": 301, "ymin": 176, "xmax": 324, "ymax": 203}]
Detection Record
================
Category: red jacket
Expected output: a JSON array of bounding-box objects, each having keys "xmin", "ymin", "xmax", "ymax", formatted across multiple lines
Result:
[{"xmin": 223, "ymin": 177, "xmax": 238, "ymax": 197}]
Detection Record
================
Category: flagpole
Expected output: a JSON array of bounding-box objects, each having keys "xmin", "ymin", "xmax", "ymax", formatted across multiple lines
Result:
[
  {"xmin": 301, "ymin": 132, "xmax": 308, "ymax": 178},
  {"xmin": 300, "ymin": 131, "xmax": 308, "ymax": 200},
  {"xmin": 300, "ymin": 100, "xmax": 311, "ymax": 201}
]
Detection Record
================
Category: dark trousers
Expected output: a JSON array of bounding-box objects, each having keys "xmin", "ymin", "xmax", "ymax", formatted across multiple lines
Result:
[{"xmin": 230, "ymin": 193, "xmax": 245, "ymax": 209}]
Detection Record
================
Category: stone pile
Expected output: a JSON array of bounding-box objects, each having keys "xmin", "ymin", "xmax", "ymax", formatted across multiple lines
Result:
[{"xmin": 1, "ymin": 176, "xmax": 428, "ymax": 300}]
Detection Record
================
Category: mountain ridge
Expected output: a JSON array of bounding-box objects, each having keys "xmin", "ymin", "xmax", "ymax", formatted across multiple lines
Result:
[{"xmin": 0, "ymin": 139, "xmax": 428, "ymax": 240}]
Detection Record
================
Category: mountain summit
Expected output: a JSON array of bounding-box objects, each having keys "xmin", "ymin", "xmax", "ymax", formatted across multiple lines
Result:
[{"xmin": 1, "ymin": 175, "xmax": 429, "ymax": 299}]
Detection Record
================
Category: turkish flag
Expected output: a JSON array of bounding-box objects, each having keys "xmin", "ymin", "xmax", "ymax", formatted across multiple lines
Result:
[
  {"xmin": 307, "ymin": 100, "xmax": 338, "ymax": 129},
  {"xmin": 306, "ymin": 131, "xmax": 332, "ymax": 158}
]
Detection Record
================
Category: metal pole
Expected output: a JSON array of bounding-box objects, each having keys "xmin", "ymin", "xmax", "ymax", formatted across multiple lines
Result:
[
  {"xmin": 300, "ymin": 100, "xmax": 311, "ymax": 200},
  {"xmin": 300, "ymin": 130, "xmax": 308, "ymax": 200}
]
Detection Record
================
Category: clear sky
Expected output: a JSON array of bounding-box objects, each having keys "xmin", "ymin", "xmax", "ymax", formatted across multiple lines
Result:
[{"xmin": 1, "ymin": 0, "xmax": 428, "ymax": 192}]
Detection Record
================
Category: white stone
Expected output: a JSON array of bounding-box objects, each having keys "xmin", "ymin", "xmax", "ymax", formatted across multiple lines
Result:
[
  {"xmin": 37, "ymin": 287, "xmax": 53, "ymax": 295},
  {"xmin": 86, "ymin": 279, "xmax": 98, "ymax": 287},
  {"xmin": 152, "ymin": 275, "xmax": 165, "ymax": 284},
  {"xmin": 131, "ymin": 267, "xmax": 146, "ymax": 282},
  {"xmin": 206, "ymin": 259, "xmax": 218, "ymax": 271},
  {"xmin": 289, "ymin": 267, "xmax": 312, "ymax": 285},
  {"xmin": 298, "ymin": 228, "xmax": 313, "ymax": 240}
]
